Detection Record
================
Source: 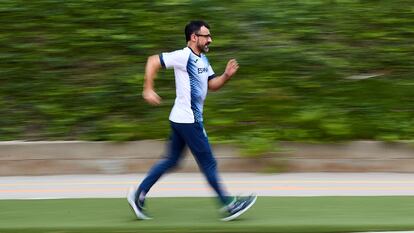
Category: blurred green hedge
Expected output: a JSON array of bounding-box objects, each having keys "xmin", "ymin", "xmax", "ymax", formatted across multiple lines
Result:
[{"xmin": 1, "ymin": 0, "xmax": 414, "ymax": 154}]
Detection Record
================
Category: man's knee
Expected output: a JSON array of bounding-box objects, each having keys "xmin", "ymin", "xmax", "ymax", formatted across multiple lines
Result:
[
  {"xmin": 157, "ymin": 157, "xmax": 180, "ymax": 171},
  {"xmin": 197, "ymin": 152, "xmax": 217, "ymax": 170},
  {"xmin": 167, "ymin": 158, "xmax": 181, "ymax": 169}
]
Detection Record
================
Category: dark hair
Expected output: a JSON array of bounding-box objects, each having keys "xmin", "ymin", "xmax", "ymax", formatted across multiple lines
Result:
[{"xmin": 185, "ymin": 20, "xmax": 210, "ymax": 42}]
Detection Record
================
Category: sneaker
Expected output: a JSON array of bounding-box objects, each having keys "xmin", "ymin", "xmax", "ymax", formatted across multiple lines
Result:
[
  {"xmin": 221, "ymin": 195, "xmax": 257, "ymax": 221},
  {"xmin": 127, "ymin": 186, "xmax": 151, "ymax": 220}
]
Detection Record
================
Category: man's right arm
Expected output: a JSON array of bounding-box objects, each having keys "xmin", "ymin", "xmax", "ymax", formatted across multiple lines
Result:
[{"xmin": 142, "ymin": 55, "xmax": 162, "ymax": 105}]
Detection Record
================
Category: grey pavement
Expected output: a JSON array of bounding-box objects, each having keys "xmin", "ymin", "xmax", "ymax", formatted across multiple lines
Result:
[{"xmin": 1, "ymin": 173, "xmax": 414, "ymax": 199}]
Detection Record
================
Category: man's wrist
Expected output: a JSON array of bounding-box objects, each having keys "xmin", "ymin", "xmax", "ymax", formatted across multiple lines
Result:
[
  {"xmin": 222, "ymin": 72, "xmax": 230, "ymax": 80},
  {"xmin": 143, "ymin": 85, "xmax": 154, "ymax": 92},
  {"xmin": 143, "ymin": 87, "xmax": 153, "ymax": 96}
]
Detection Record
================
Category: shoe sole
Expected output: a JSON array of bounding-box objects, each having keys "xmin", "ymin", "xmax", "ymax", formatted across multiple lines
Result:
[
  {"xmin": 127, "ymin": 186, "xmax": 151, "ymax": 220},
  {"xmin": 221, "ymin": 195, "xmax": 257, "ymax": 221}
]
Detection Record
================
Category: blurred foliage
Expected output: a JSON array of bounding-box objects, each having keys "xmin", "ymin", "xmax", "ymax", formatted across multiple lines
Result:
[{"xmin": 1, "ymin": 0, "xmax": 414, "ymax": 154}]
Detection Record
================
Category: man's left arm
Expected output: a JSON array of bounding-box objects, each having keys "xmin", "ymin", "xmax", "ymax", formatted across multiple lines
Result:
[{"xmin": 208, "ymin": 59, "xmax": 239, "ymax": 91}]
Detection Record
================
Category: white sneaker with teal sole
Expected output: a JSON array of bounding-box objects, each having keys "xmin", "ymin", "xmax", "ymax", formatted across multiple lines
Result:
[
  {"xmin": 221, "ymin": 195, "xmax": 257, "ymax": 221},
  {"xmin": 127, "ymin": 186, "xmax": 152, "ymax": 220}
]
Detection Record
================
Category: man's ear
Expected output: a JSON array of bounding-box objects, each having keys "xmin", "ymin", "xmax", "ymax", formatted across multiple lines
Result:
[{"xmin": 191, "ymin": 33, "xmax": 197, "ymax": 42}]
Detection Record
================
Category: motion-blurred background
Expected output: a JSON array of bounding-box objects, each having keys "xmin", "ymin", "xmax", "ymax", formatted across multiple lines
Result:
[
  {"xmin": 2, "ymin": 3, "xmax": 414, "ymax": 232},
  {"xmin": 1, "ymin": 0, "xmax": 413, "ymax": 157}
]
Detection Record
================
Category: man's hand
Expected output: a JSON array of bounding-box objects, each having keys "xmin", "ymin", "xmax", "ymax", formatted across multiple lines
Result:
[
  {"xmin": 208, "ymin": 59, "xmax": 239, "ymax": 91},
  {"xmin": 224, "ymin": 59, "xmax": 239, "ymax": 78},
  {"xmin": 142, "ymin": 55, "xmax": 162, "ymax": 105},
  {"xmin": 142, "ymin": 89, "xmax": 161, "ymax": 105}
]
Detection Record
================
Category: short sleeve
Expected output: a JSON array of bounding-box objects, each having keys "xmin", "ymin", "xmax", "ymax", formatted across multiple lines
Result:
[
  {"xmin": 160, "ymin": 49, "xmax": 187, "ymax": 70},
  {"xmin": 207, "ymin": 65, "xmax": 216, "ymax": 81}
]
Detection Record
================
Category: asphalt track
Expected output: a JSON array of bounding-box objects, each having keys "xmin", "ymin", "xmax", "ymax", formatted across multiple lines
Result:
[{"xmin": 1, "ymin": 173, "xmax": 414, "ymax": 200}]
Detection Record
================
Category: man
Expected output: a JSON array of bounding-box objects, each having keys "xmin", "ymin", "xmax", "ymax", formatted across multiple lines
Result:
[{"xmin": 128, "ymin": 20, "xmax": 256, "ymax": 221}]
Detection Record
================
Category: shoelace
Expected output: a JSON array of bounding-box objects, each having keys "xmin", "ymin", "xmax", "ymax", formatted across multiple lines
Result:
[{"xmin": 229, "ymin": 200, "xmax": 248, "ymax": 214}]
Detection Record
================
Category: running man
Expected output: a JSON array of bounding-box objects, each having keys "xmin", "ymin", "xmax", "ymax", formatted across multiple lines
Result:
[{"xmin": 128, "ymin": 20, "xmax": 256, "ymax": 221}]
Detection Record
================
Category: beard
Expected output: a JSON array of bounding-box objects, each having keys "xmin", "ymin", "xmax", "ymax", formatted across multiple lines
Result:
[{"xmin": 198, "ymin": 42, "xmax": 210, "ymax": 53}]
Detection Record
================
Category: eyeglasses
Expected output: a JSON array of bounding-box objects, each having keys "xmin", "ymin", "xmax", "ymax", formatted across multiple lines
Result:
[{"xmin": 195, "ymin": 34, "xmax": 212, "ymax": 39}]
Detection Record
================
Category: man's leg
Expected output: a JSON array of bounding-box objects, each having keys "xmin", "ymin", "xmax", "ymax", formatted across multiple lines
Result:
[
  {"xmin": 172, "ymin": 121, "xmax": 231, "ymax": 206},
  {"xmin": 173, "ymin": 122, "xmax": 257, "ymax": 221},
  {"xmin": 129, "ymin": 123, "xmax": 186, "ymax": 219},
  {"xmin": 137, "ymin": 123, "xmax": 186, "ymax": 196}
]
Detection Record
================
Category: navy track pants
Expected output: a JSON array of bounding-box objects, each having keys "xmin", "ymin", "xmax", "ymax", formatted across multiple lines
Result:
[{"xmin": 137, "ymin": 121, "xmax": 230, "ymax": 205}]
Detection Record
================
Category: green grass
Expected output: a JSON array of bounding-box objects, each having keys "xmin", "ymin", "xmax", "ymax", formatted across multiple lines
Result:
[{"xmin": 1, "ymin": 197, "xmax": 414, "ymax": 233}]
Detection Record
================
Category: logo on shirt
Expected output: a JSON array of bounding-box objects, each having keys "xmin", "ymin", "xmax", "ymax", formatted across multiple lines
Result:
[{"xmin": 198, "ymin": 67, "xmax": 208, "ymax": 74}]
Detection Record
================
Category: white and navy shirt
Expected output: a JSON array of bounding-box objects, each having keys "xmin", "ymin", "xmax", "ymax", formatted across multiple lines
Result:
[{"xmin": 160, "ymin": 47, "xmax": 216, "ymax": 123}]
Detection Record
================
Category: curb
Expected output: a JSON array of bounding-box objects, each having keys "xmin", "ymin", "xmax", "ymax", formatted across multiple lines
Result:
[{"xmin": 1, "ymin": 140, "xmax": 414, "ymax": 175}]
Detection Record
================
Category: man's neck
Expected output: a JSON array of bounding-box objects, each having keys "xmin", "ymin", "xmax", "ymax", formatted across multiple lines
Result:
[{"xmin": 187, "ymin": 44, "xmax": 201, "ymax": 56}]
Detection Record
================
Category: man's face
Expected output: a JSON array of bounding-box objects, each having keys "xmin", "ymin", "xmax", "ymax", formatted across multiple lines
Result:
[{"xmin": 195, "ymin": 26, "xmax": 212, "ymax": 53}]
